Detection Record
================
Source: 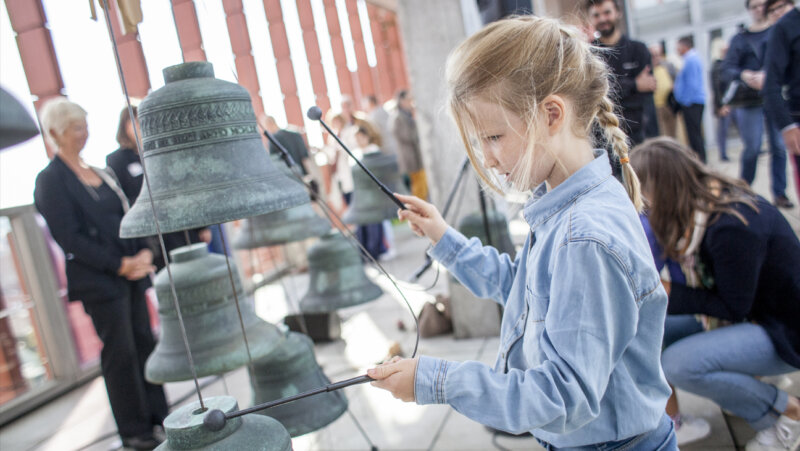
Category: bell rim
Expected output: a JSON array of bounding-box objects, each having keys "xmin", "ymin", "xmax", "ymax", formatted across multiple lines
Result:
[
  {"xmin": 234, "ymin": 214, "xmax": 331, "ymax": 249},
  {"xmin": 157, "ymin": 411, "xmax": 291, "ymax": 451},
  {"xmin": 299, "ymin": 281, "xmax": 383, "ymax": 314}
]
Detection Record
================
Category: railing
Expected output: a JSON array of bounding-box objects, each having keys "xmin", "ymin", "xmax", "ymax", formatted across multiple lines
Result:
[{"xmin": 0, "ymin": 205, "xmax": 100, "ymax": 425}]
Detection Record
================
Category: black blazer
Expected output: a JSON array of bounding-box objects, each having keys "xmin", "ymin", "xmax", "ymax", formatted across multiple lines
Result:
[{"xmin": 34, "ymin": 155, "xmax": 150, "ymax": 304}]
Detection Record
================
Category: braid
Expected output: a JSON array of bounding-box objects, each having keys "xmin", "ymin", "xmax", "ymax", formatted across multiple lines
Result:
[{"xmin": 596, "ymin": 96, "xmax": 643, "ymax": 211}]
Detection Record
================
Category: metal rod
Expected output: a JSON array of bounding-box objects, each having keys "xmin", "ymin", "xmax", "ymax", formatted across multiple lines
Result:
[
  {"xmin": 478, "ymin": 188, "xmax": 493, "ymax": 247},
  {"xmin": 226, "ymin": 375, "xmax": 374, "ymax": 419},
  {"xmin": 218, "ymin": 224, "xmax": 255, "ymax": 367},
  {"xmin": 100, "ymin": 0, "xmax": 205, "ymax": 409},
  {"xmin": 347, "ymin": 408, "xmax": 378, "ymax": 451}
]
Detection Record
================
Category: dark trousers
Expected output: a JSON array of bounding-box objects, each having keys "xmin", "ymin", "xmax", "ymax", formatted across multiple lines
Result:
[
  {"xmin": 83, "ymin": 283, "xmax": 168, "ymax": 438},
  {"xmin": 355, "ymin": 223, "xmax": 386, "ymax": 260},
  {"xmin": 682, "ymin": 103, "xmax": 706, "ymax": 162}
]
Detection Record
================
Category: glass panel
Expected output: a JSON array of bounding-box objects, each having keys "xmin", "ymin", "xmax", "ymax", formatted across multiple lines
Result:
[{"xmin": 0, "ymin": 217, "xmax": 50, "ymax": 406}]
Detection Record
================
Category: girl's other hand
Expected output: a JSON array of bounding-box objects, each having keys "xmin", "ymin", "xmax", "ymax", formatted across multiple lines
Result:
[
  {"xmin": 395, "ymin": 194, "xmax": 448, "ymax": 244},
  {"xmin": 368, "ymin": 357, "xmax": 419, "ymax": 402}
]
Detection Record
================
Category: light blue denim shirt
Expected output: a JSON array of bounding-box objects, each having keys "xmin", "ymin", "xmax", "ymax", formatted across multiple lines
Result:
[{"xmin": 416, "ymin": 153, "xmax": 671, "ymax": 448}]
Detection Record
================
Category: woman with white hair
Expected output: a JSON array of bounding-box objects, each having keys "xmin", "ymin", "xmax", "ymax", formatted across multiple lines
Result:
[{"xmin": 33, "ymin": 97, "xmax": 167, "ymax": 450}]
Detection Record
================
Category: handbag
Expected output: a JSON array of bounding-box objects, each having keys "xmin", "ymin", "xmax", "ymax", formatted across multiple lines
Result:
[{"xmin": 722, "ymin": 80, "xmax": 763, "ymax": 108}]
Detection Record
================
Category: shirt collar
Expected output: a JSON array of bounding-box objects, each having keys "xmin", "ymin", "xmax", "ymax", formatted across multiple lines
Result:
[{"xmin": 522, "ymin": 150, "xmax": 612, "ymax": 230}]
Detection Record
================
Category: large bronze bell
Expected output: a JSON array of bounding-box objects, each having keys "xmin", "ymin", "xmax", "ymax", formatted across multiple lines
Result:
[
  {"xmin": 342, "ymin": 152, "xmax": 406, "ymax": 224},
  {"xmin": 458, "ymin": 210, "xmax": 516, "ymax": 258},
  {"xmin": 120, "ymin": 62, "xmax": 306, "ymax": 238},
  {"xmin": 300, "ymin": 232, "xmax": 382, "ymax": 313},
  {"xmin": 234, "ymin": 155, "xmax": 330, "ymax": 249},
  {"xmin": 155, "ymin": 396, "xmax": 291, "ymax": 450},
  {"xmin": 146, "ymin": 243, "xmax": 284, "ymax": 383},
  {"xmin": 250, "ymin": 331, "xmax": 347, "ymax": 436}
]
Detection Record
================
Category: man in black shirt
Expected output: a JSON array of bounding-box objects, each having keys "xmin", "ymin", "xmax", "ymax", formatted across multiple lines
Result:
[{"xmin": 587, "ymin": 0, "xmax": 656, "ymax": 146}]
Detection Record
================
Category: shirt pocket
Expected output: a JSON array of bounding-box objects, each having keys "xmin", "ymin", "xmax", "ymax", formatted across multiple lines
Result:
[{"xmin": 522, "ymin": 285, "xmax": 548, "ymax": 367}]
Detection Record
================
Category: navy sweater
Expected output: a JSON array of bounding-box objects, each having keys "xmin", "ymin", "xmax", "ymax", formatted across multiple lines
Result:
[
  {"xmin": 667, "ymin": 196, "xmax": 800, "ymax": 369},
  {"xmin": 764, "ymin": 7, "xmax": 800, "ymax": 129},
  {"xmin": 722, "ymin": 27, "xmax": 770, "ymax": 84}
]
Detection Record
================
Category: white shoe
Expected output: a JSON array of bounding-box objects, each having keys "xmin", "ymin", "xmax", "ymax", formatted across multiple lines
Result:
[
  {"xmin": 746, "ymin": 415, "xmax": 800, "ymax": 451},
  {"xmin": 674, "ymin": 414, "xmax": 712, "ymax": 446}
]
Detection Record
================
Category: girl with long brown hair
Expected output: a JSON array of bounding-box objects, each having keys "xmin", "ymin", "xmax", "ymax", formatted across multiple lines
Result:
[
  {"xmin": 631, "ymin": 137, "xmax": 800, "ymax": 451},
  {"xmin": 366, "ymin": 16, "xmax": 676, "ymax": 449}
]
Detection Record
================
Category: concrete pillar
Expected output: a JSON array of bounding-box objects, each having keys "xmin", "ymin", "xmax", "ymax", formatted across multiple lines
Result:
[
  {"xmin": 263, "ymin": 0, "xmax": 304, "ymax": 126},
  {"xmin": 367, "ymin": 4, "xmax": 394, "ymax": 102},
  {"xmin": 322, "ymin": 0, "xmax": 355, "ymax": 102},
  {"xmin": 6, "ymin": 0, "xmax": 64, "ymax": 158},
  {"xmin": 223, "ymin": 0, "xmax": 264, "ymax": 115},
  {"xmin": 394, "ymin": 0, "xmax": 480, "ymax": 211},
  {"xmin": 171, "ymin": 0, "xmax": 207, "ymax": 62},
  {"xmin": 344, "ymin": 0, "xmax": 375, "ymax": 106},
  {"xmin": 296, "ymin": 0, "xmax": 331, "ymax": 113},
  {"xmin": 104, "ymin": 0, "xmax": 151, "ymax": 99}
]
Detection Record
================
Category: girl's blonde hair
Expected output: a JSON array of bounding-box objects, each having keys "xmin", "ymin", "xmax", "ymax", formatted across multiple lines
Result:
[
  {"xmin": 39, "ymin": 97, "xmax": 87, "ymax": 145},
  {"xmin": 446, "ymin": 16, "xmax": 642, "ymax": 211}
]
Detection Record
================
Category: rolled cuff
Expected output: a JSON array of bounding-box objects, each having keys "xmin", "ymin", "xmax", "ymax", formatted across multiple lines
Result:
[
  {"xmin": 428, "ymin": 227, "xmax": 469, "ymax": 267},
  {"xmin": 414, "ymin": 355, "xmax": 450, "ymax": 405}
]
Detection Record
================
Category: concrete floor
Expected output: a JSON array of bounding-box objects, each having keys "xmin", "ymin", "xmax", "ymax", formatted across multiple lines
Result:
[{"xmin": 1, "ymin": 141, "xmax": 799, "ymax": 451}]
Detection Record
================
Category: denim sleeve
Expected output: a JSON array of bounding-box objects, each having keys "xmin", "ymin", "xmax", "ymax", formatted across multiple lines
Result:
[
  {"xmin": 416, "ymin": 239, "xmax": 639, "ymax": 434},
  {"xmin": 429, "ymin": 227, "xmax": 519, "ymax": 306}
]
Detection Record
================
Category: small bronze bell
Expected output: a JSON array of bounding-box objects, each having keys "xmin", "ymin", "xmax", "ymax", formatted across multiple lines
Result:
[
  {"xmin": 458, "ymin": 210, "xmax": 516, "ymax": 258},
  {"xmin": 234, "ymin": 155, "xmax": 330, "ymax": 249},
  {"xmin": 342, "ymin": 152, "xmax": 407, "ymax": 225},
  {"xmin": 250, "ymin": 331, "xmax": 347, "ymax": 436},
  {"xmin": 146, "ymin": 243, "xmax": 285, "ymax": 383},
  {"xmin": 155, "ymin": 396, "xmax": 291, "ymax": 450},
  {"xmin": 120, "ymin": 62, "xmax": 306, "ymax": 238},
  {"xmin": 0, "ymin": 88, "xmax": 39, "ymax": 151},
  {"xmin": 300, "ymin": 232, "xmax": 382, "ymax": 313}
]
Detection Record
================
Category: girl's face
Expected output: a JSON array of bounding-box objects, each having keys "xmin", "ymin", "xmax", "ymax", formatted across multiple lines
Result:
[
  {"xmin": 468, "ymin": 98, "xmax": 553, "ymax": 190},
  {"xmin": 355, "ymin": 131, "xmax": 370, "ymax": 149}
]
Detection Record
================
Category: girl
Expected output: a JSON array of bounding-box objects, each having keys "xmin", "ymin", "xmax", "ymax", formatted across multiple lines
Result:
[
  {"xmin": 631, "ymin": 137, "xmax": 800, "ymax": 451},
  {"xmin": 368, "ymin": 17, "xmax": 676, "ymax": 449}
]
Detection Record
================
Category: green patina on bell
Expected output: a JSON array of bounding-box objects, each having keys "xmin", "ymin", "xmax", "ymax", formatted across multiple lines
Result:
[
  {"xmin": 250, "ymin": 331, "xmax": 347, "ymax": 436},
  {"xmin": 155, "ymin": 396, "xmax": 291, "ymax": 450},
  {"xmin": 0, "ymin": 87, "xmax": 39, "ymax": 150},
  {"xmin": 300, "ymin": 232, "xmax": 382, "ymax": 313},
  {"xmin": 458, "ymin": 210, "xmax": 517, "ymax": 258},
  {"xmin": 234, "ymin": 155, "xmax": 330, "ymax": 249},
  {"xmin": 146, "ymin": 243, "xmax": 284, "ymax": 383},
  {"xmin": 120, "ymin": 61, "xmax": 306, "ymax": 238},
  {"xmin": 342, "ymin": 152, "xmax": 407, "ymax": 225}
]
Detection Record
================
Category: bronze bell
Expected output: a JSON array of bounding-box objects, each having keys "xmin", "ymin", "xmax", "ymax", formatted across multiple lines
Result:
[
  {"xmin": 234, "ymin": 155, "xmax": 330, "ymax": 249},
  {"xmin": 342, "ymin": 152, "xmax": 407, "ymax": 224},
  {"xmin": 146, "ymin": 243, "xmax": 285, "ymax": 383},
  {"xmin": 300, "ymin": 232, "xmax": 382, "ymax": 313},
  {"xmin": 250, "ymin": 331, "xmax": 347, "ymax": 436},
  {"xmin": 0, "ymin": 87, "xmax": 39, "ymax": 151},
  {"xmin": 120, "ymin": 62, "xmax": 306, "ymax": 238},
  {"xmin": 155, "ymin": 396, "xmax": 291, "ymax": 450},
  {"xmin": 458, "ymin": 210, "xmax": 517, "ymax": 258}
]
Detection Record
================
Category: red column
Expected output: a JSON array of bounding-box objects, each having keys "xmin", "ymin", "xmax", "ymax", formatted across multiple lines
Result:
[
  {"xmin": 6, "ymin": 0, "xmax": 64, "ymax": 158},
  {"xmin": 344, "ymin": 0, "xmax": 373, "ymax": 107},
  {"xmin": 296, "ymin": 0, "xmax": 330, "ymax": 114},
  {"xmin": 322, "ymin": 0, "xmax": 355, "ymax": 105},
  {"xmin": 105, "ymin": 0, "xmax": 151, "ymax": 99},
  {"xmin": 383, "ymin": 10, "xmax": 409, "ymax": 90},
  {"xmin": 367, "ymin": 4, "xmax": 393, "ymax": 102},
  {"xmin": 223, "ymin": 0, "xmax": 264, "ymax": 116},
  {"xmin": 263, "ymin": 0, "xmax": 304, "ymax": 127},
  {"xmin": 171, "ymin": 0, "xmax": 206, "ymax": 62}
]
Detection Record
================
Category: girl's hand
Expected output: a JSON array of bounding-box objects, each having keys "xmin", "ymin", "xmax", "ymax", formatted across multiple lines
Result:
[
  {"xmin": 367, "ymin": 357, "xmax": 418, "ymax": 402},
  {"xmin": 395, "ymin": 194, "xmax": 448, "ymax": 244}
]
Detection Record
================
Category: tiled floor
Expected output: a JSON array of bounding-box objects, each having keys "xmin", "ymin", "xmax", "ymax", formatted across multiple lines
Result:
[{"xmin": 1, "ymin": 141, "xmax": 799, "ymax": 451}]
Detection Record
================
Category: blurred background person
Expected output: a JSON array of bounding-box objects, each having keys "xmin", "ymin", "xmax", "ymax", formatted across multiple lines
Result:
[
  {"xmin": 722, "ymin": 0, "xmax": 793, "ymax": 208},
  {"xmin": 106, "ymin": 105, "xmax": 210, "ymax": 270},
  {"xmin": 674, "ymin": 35, "xmax": 707, "ymax": 162},
  {"xmin": 34, "ymin": 98, "xmax": 167, "ymax": 450},
  {"xmin": 764, "ymin": 0, "xmax": 800, "ymax": 204},
  {"xmin": 710, "ymin": 38, "xmax": 734, "ymax": 162},
  {"xmin": 364, "ymin": 94, "xmax": 397, "ymax": 157},
  {"xmin": 650, "ymin": 43, "xmax": 678, "ymax": 139},
  {"xmin": 390, "ymin": 90, "xmax": 428, "ymax": 200}
]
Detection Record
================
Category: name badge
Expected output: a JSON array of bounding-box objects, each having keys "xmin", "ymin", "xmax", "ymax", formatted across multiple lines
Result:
[{"xmin": 127, "ymin": 162, "xmax": 143, "ymax": 177}]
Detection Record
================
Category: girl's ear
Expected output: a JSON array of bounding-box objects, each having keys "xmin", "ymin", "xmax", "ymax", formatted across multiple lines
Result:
[{"xmin": 542, "ymin": 95, "xmax": 566, "ymax": 136}]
